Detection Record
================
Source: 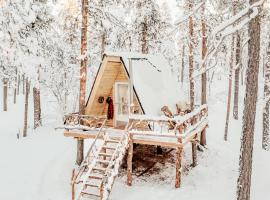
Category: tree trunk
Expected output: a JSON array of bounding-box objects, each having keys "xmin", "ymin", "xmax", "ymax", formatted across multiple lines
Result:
[
  {"xmin": 101, "ymin": 32, "xmax": 106, "ymax": 59},
  {"xmin": 23, "ymin": 78, "xmax": 30, "ymax": 137},
  {"xmin": 181, "ymin": 44, "xmax": 185, "ymax": 84},
  {"xmin": 33, "ymin": 66, "xmax": 42, "ymax": 129},
  {"xmin": 224, "ymin": 36, "xmax": 235, "ymax": 141},
  {"xmin": 141, "ymin": 17, "xmax": 148, "ymax": 54},
  {"xmin": 262, "ymin": 42, "xmax": 270, "ymax": 150},
  {"xmin": 3, "ymin": 78, "xmax": 8, "ymax": 111},
  {"xmin": 233, "ymin": 32, "xmax": 241, "ymax": 120},
  {"xmin": 236, "ymin": 1, "xmax": 261, "ymax": 199},
  {"xmin": 201, "ymin": 3, "xmax": 207, "ymax": 105},
  {"xmin": 22, "ymin": 73, "xmax": 25, "ymax": 95},
  {"xmin": 14, "ymin": 68, "xmax": 17, "ymax": 104},
  {"xmin": 77, "ymin": 0, "xmax": 89, "ymax": 165},
  {"xmin": 188, "ymin": 0, "xmax": 195, "ymax": 111},
  {"xmin": 33, "ymin": 87, "xmax": 41, "ymax": 129},
  {"xmin": 17, "ymin": 73, "xmax": 20, "ymax": 95}
]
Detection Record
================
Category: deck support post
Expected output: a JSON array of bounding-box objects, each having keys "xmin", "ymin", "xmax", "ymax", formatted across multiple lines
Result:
[
  {"xmin": 127, "ymin": 133, "xmax": 133, "ymax": 186},
  {"xmin": 71, "ymin": 169, "xmax": 75, "ymax": 200},
  {"xmin": 175, "ymin": 137, "xmax": 183, "ymax": 188},
  {"xmin": 192, "ymin": 134, "xmax": 198, "ymax": 167}
]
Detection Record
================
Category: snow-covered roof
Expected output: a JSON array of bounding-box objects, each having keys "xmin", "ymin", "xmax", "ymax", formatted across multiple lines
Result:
[{"xmin": 105, "ymin": 52, "xmax": 181, "ymax": 116}]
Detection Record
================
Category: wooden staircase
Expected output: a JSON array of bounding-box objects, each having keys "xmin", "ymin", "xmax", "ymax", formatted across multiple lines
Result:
[{"xmin": 72, "ymin": 124, "xmax": 128, "ymax": 200}]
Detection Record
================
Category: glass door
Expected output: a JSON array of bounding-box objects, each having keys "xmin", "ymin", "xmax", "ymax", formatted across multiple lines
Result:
[{"xmin": 115, "ymin": 82, "xmax": 129, "ymax": 127}]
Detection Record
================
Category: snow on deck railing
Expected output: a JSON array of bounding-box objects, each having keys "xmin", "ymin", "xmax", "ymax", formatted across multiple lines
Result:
[
  {"xmin": 129, "ymin": 104, "xmax": 208, "ymax": 123},
  {"xmin": 128, "ymin": 104, "xmax": 208, "ymax": 138}
]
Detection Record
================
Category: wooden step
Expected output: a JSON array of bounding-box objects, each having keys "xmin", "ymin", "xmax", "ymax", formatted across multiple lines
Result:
[
  {"xmin": 102, "ymin": 145, "xmax": 116, "ymax": 150},
  {"xmin": 98, "ymin": 152, "xmax": 113, "ymax": 157},
  {"xmin": 88, "ymin": 175, "xmax": 103, "ymax": 180},
  {"xmin": 85, "ymin": 182, "xmax": 101, "ymax": 188},
  {"xmin": 105, "ymin": 139, "xmax": 120, "ymax": 144},
  {"xmin": 81, "ymin": 191, "xmax": 101, "ymax": 198},
  {"xmin": 92, "ymin": 166, "xmax": 106, "ymax": 172},
  {"xmin": 96, "ymin": 159, "xmax": 110, "ymax": 165}
]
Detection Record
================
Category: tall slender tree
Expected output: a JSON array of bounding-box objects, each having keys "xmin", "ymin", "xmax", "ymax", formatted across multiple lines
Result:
[
  {"xmin": 233, "ymin": 32, "xmax": 241, "ymax": 120},
  {"xmin": 225, "ymin": 36, "xmax": 236, "ymax": 141},
  {"xmin": 232, "ymin": 0, "xmax": 243, "ymax": 120},
  {"xmin": 236, "ymin": 0, "xmax": 262, "ymax": 199},
  {"xmin": 3, "ymin": 78, "xmax": 8, "ymax": 111},
  {"xmin": 201, "ymin": 1, "xmax": 207, "ymax": 105},
  {"xmin": 23, "ymin": 78, "xmax": 30, "ymax": 137},
  {"xmin": 77, "ymin": 0, "xmax": 89, "ymax": 165},
  {"xmin": 262, "ymin": 41, "xmax": 270, "ymax": 150},
  {"xmin": 188, "ymin": 0, "xmax": 195, "ymax": 111}
]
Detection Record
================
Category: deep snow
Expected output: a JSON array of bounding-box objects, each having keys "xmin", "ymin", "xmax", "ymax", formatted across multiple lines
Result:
[{"xmin": 0, "ymin": 77, "xmax": 269, "ymax": 200}]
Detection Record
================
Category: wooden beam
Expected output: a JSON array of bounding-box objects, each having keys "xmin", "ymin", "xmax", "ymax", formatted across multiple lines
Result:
[
  {"xmin": 133, "ymin": 138, "xmax": 182, "ymax": 148},
  {"xmin": 127, "ymin": 134, "xmax": 133, "ymax": 186},
  {"xmin": 64, "ymin": 131, "xmax": 104, "ymax": 139},
  {"xmin": 130, "ymin": 131, "xmax": 179, "ymax": 138}
]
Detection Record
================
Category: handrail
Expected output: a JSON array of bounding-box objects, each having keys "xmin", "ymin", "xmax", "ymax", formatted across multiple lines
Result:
[
  {"xmin": 101, "ymin": 134, "xmax": 128, "ymax": 200},
  {"xmin": 71, "ymin": 119, "xmax": 107, "ymax": 184}
]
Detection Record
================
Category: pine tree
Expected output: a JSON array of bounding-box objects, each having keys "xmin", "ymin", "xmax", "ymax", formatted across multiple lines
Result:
[
  {"xmin": 236, "ymin": 0, "xmax": 262, "ymax": 199},
  {"xmin": 188, "ymin": 0, "xmax": 195, "ymax": 110},
  {"xmin": 77, "ymin": 0, "xmax": 89, "ymax": 165},
  {"xmin": 262, "ymin": 41, "xmax": 270, "ymax": 150}
]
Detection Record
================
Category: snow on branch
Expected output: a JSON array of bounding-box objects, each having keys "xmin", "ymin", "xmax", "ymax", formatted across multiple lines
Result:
[
  {"xmin": 174, "ymin": 2, "xmax": 205, "ymax": 25},
  {"xmin": 192, "ymin": 0, "xmax": 265, "ymax": 78}
]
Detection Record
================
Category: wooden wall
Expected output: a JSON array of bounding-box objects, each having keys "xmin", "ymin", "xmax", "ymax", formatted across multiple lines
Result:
[{"xmin": 85, "ymin": 56, "xmax": 143, "ymax": 128}]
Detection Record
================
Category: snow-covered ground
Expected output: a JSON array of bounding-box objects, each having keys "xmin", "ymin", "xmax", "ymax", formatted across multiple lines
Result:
[{"xmin": 0, "ymin": 77, "xmax": 269, "ymax": 200}]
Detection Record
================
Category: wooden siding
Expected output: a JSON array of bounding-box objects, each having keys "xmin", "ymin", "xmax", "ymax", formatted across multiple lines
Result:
[{"xmin": 85, "ymin": 56, "xmax": 143, "ymax": 127}]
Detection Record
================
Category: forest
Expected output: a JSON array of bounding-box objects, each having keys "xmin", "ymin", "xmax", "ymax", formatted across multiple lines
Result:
[{"xmin": 0, "ymin": 0, "xmax": 269, "ymax": 200}]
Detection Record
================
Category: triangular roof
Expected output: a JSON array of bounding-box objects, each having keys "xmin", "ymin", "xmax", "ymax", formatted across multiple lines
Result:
[{"xmin": 86, "ymin": 52, "xmax": 181, "ymax": 116}]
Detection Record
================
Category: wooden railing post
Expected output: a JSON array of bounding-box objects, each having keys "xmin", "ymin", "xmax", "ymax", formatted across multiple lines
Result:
[
  {"xmin": 175, "ymin": 124, "xmax": 183, "ymax": 188},
  {"xmin": 191, "ymin": 116, "xmax": 198, "ymax": 167},
  {"xmin": 127, "ymin": 133, "xmax": 133, "ymax": 186},
  {"xmin": 192, "ymin": 134, "xmax": 198, "ymax": 167},
  {"xmin": 200, "ymin": 108, "xmax": 207, "ymax": 146},
  {"xmin": 175, "ymin": 136, "xmax": 183, "ymax": 188}
]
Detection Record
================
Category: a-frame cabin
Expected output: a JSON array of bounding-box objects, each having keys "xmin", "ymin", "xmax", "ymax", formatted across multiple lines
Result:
[{"xmin": 85, "ymin": 52, "xmax": 180, "ymax": 129}]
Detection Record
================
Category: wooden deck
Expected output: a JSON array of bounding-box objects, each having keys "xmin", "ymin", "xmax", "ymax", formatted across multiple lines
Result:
[{"xmin": 62, "ymin": 104, "xmax": 208, "ymax": 194}]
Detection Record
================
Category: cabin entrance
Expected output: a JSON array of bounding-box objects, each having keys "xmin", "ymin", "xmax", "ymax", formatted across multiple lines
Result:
[{"xmin": 114, "ymin": 82, "xmax": 129, "ymax": 127}]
